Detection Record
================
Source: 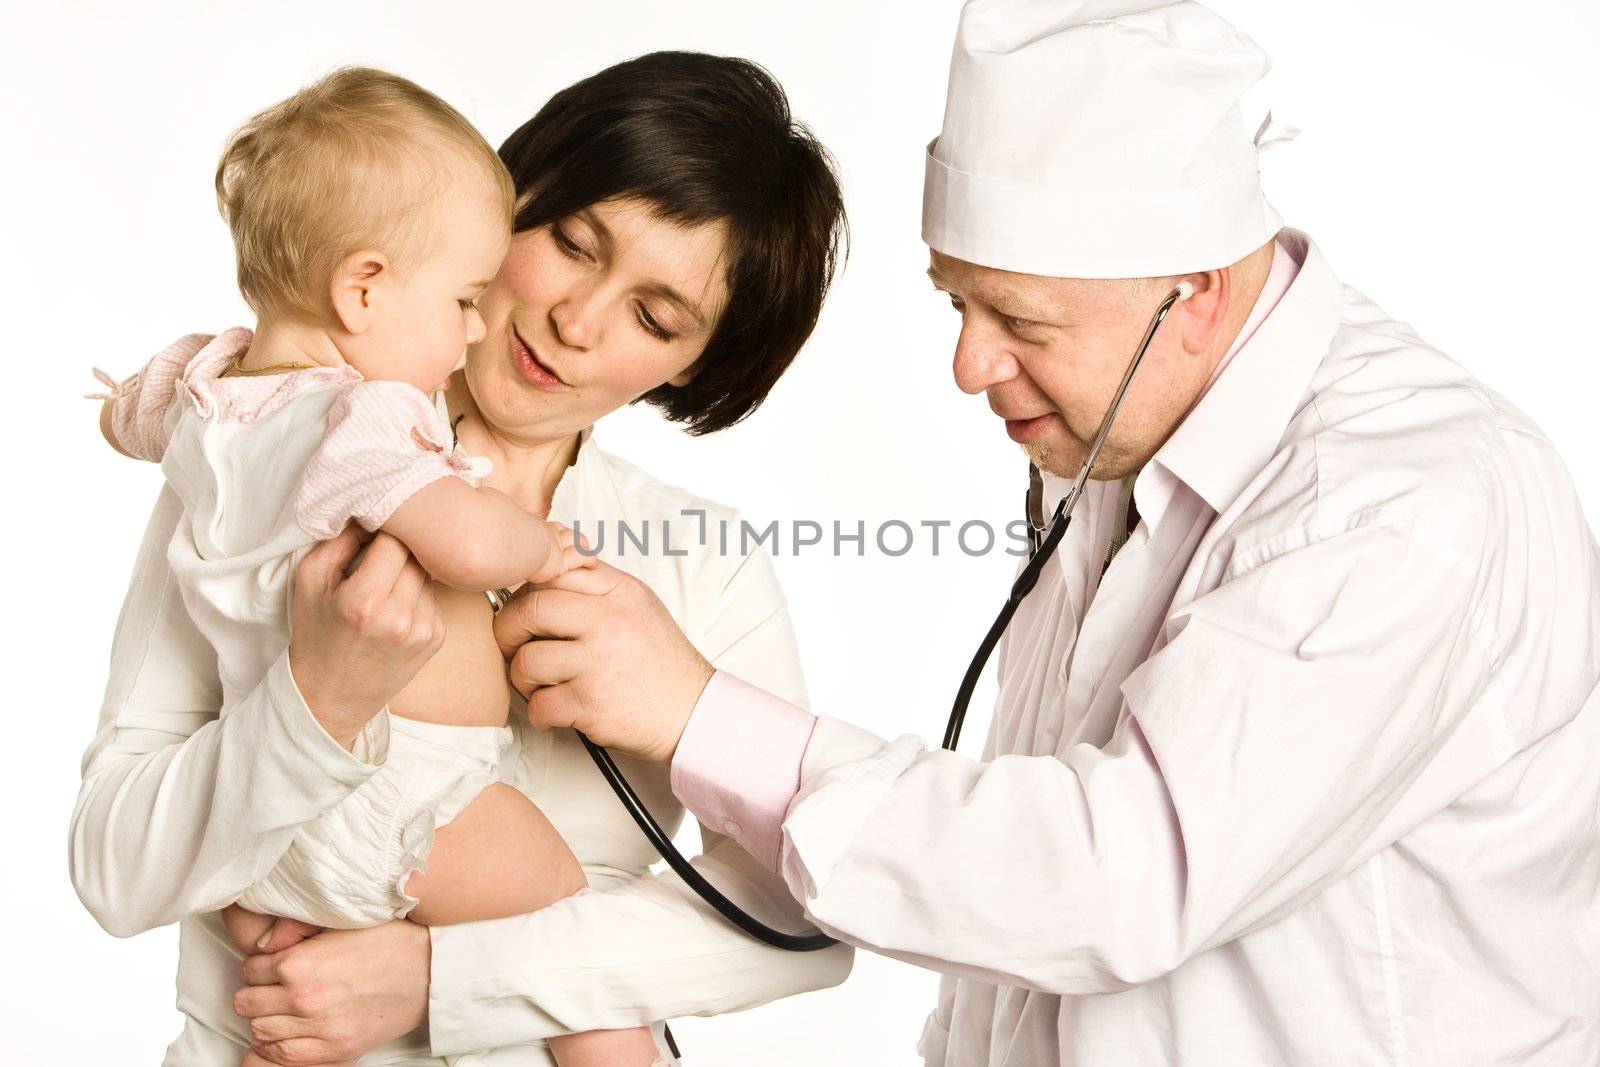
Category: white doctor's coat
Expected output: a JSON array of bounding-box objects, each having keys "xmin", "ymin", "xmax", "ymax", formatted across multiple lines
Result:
[{"xmin": 678, "ymin": 230, "xmax": 1600, "ymax": 1065}]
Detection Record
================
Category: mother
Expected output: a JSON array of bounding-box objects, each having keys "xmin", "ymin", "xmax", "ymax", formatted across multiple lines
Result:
[{"xmin": 70, "ymin": 52, "xmax": 851, "ymax": 1065}]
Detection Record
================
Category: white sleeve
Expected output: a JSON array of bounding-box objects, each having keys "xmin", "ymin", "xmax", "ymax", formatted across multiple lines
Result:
[
  {"xmin": 774, "ymin": 523, "xmax": 1503, "ymax": 994},
  {"xmin": 69, "ymin": 486, "xmax": 389, "ymax": 936},
  {"xmin": 427, "ymin": 540, "xmax": 851, "ymax": 1053}
]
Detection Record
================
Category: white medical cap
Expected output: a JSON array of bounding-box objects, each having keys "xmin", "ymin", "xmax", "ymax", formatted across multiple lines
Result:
[{"xmin": 922, "ymin": 0, "xmax": 1286, "ymax": 278}]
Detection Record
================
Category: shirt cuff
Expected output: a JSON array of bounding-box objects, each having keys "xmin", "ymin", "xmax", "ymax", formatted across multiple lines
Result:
[
  {"xmin": 670, "ymin": 670, "xmax": 817, "ymax": 872},
  {"xmin": 264, "ymin": 652, "xmax": 390, "ymax": 789}
]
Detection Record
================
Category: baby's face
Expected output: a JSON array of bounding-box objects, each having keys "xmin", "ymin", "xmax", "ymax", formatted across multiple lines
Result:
[{"xmin": 357, "ymin": 179, "xmax": 510, "ymax": 394}]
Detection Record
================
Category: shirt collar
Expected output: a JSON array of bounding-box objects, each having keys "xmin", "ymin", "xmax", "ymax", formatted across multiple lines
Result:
[
  {"xmin": 548, "ymin": 424, "xmax": 600, "ymax": 526},
  {"xmin": 1144, "ymin": 228, "xmax": 1342, "ymax": 522}
]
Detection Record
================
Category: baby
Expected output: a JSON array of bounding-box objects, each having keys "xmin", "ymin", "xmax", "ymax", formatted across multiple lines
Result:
[{"xmin": 93, "ymin": 68, "xmax": 662, "ymax": 1067}]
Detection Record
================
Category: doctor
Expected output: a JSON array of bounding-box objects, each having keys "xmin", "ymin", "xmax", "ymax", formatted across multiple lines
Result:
[{"xmin": 501, "ymin": 3, "xmax": 1600, "ymax": 1064}]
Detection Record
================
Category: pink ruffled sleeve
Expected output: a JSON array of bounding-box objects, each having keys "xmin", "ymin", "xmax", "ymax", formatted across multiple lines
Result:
[
  {"xmin": 296, "ymin": 381, "xmax": 493, "ymax": 541},
  {"xmin": 92, "ymin": 334, "xmax": 212, "ymax": 462}
]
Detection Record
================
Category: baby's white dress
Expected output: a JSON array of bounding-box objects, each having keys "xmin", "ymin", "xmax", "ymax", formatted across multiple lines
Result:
[{"xmin": 102, "ymin": 327, "xmax": 513, "ymax": 927}]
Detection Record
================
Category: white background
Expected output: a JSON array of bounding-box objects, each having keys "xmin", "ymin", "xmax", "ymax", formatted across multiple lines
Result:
[{"xmin": 5, "ymin": 1, "xmax": 1597, "ymax": 1064}]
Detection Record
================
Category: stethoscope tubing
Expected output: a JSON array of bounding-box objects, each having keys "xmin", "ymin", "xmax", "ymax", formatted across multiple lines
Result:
[
  {"xmin": 944, "ymin": 284, "xmax": 1186, "ymax": 752},
  {"xmin": 493, "ymin": 283, "xmax": 1188, "ymax": 952}
]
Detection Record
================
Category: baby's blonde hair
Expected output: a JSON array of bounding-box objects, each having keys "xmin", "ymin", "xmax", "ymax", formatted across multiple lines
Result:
[{"xmin": 216, "ymin": 66, "xmax": 514, "ymax": 323}]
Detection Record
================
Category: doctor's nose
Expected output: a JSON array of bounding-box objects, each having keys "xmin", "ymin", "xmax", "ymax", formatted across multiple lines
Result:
[{"xmin": 952, "ymin": 314, "xmax": 1018, "ymax": 395}]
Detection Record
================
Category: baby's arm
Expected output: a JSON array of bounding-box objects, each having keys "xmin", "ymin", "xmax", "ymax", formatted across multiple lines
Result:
[
  {"xmin": 90, "ymin": 334, "xmax": 211, "ymax": 461},
  {"xmin": 383, "ymin": 478, "xmax": 560, "ymax": 592},
  {"xmin": 299, "ymin": 381, "xmax": 567, "ymax": 592},
  {"xmin": 98, "ymin": 399, "xmax": 132, "ymax": 457}
]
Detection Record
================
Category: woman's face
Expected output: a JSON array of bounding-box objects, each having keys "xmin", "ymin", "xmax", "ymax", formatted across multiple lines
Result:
[{"xmin": 462, "ymin": 197, "xmax": 731, "ymax": 444}]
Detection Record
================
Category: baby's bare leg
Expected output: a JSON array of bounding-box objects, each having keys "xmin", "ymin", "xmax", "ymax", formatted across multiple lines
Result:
[{"xmin": 406, "ymin": 783, "xmax": 661, "ymax": 1067}]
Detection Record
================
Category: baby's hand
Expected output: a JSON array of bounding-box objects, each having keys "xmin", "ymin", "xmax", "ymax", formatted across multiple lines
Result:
[{"xmin": 525, "ymin": 521, "xmax": 597, "ymax": 585}]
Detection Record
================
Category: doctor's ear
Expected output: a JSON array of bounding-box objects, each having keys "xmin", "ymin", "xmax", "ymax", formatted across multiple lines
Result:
[
  {"xmin": 329, "ymin": 249, "xmax": 390, "ymax": 335},
  {"xmin": 1173, "ymin": 268, "xmax": 1229, "ymax": 356}
]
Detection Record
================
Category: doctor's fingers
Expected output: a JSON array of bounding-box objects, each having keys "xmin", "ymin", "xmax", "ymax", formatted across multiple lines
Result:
[
  {"xmin": 493, "ymin": 587, "xmax": 604, "ymax": 657},
  {"xmin": 507, "ymin": 638, "xmax": 588, "ymax": 700},
  {"xmin": 523, "ymin": 680, "xmax": 587, "ymax": 733}
]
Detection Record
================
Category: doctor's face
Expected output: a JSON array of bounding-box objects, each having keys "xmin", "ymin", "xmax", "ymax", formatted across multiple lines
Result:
[{"xmin": 929, "ymin": 250, "xmax": 1209, "ymax": 480}]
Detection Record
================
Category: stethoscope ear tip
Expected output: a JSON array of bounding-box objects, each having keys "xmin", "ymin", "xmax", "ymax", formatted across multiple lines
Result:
[{"xmin": 1174, "ymin": 280, "xmax": 1196, "ymax": 301}]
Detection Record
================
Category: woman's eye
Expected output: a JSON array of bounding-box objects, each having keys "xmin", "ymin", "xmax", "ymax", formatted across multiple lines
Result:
[
  {"xmin": 552, "ymin": 224, "xmax": 588, "ymax": 259},
  {"xmin": 636, "ymin": 305, "xmax": 673, "ymax": 342},
  {"xmin": 458, "ymin": 298, "xmax": 478, "ymax": 311}
]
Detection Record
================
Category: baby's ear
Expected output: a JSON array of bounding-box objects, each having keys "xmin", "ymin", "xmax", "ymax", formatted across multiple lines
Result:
[{"xmin": 329, "ymin": 249, "xmax": 389, "ymax": 335}]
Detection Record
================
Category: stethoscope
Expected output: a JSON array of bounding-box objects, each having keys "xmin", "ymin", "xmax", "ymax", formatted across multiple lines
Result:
[{"xmin": 489, "ymin": 280, "xmax": 1194, "ymax": 955}]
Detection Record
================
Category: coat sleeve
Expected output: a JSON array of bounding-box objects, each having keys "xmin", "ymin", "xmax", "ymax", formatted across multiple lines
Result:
[
  {"xmin": 772, "ymin": 521, "xmax": 1504, "ymax": 994},
  {"xmin": 427, "ymin": 540, "xmax": 852, "ymax": 1054},
  {"xmin": 68, "ymin": 485, "xmax": 389, "ymax": 937}
]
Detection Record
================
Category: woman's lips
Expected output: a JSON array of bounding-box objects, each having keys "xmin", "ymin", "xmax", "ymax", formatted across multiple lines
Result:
[
  {"xmin": 1004, "ymin": 413, "xmax": 1055, "ymax": 444},
  {"xmin": 511, "ymin": 329, "xmax": 566, "ymax": 390}
]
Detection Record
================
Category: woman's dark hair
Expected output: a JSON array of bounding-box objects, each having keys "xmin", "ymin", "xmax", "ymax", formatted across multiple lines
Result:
[{"xmin": 499, "ymin": 51, "xmax": 847, "ymax": 435}]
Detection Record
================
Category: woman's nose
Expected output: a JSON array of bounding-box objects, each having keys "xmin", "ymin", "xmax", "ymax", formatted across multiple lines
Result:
[
  {"xmin": 549, "ymin": 282, "xmax": 600, "ymax": 351},
  {"xmin": 951, "ymin": 313, "xmax": 1017, "ymax": 395}
]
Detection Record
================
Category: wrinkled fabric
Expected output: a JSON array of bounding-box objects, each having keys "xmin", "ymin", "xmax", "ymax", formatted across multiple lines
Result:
[
  {"xmin": 679, "ymin": 231, "xmax": 1600, "ymax": 1066},
  {"xmin": 924, "ymin": 1, "xmax": 1286, "ymax": 277},
  {"xmin": 72, "ymin": 426, "xmax": 850, "ymax": 1065}
]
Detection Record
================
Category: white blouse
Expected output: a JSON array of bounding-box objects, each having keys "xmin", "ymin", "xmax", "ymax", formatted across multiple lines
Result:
[{"xmin": 70, "ymin": 427, "xmax": 851, "ymax": 1065}]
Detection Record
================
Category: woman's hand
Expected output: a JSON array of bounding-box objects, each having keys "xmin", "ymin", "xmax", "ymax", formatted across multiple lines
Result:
[
  {"xmin": 493, "ymin": 559, "xmax": 714, "ymax": 763},
  {"xmin": 234, "ymin": 920, "xmax": 430, "ymax": 1065},
  {"xmin": 289, "ymin": 525, "xmax": 445, "ymax": 749}
]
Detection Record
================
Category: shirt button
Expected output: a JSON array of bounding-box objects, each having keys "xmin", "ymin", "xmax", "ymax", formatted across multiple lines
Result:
[{"xmin": 722, "ymin": 819, "xmax": 743, "ymax": 838}]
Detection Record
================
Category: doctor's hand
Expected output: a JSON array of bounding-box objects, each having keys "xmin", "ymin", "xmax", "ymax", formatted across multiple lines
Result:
[
  {"xmin": 234, "ymin": 919, "xmax": 429, "ymax": 1065},
  {"xmin": 494, "ymin": 560, "xmax": 715, "ymax": 763},
  {"xmin": 289, "ymin": 525, "xmax": 445, "ymax": 750}
]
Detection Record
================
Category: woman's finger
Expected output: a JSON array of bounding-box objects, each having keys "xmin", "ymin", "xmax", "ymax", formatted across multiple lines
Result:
[
  {"xmin": 386, "ymin": 548, "xmax": 430, "ymax": 606},
  {"xmin": 246, "ymin": 1012, "xmax": 319, "ymax": 1044},
  {"xmin": 239, "ymin": 949, "xmax": 285, "ymax": 987},
  {"xmin": 252, "ymin": 1037, "xmax": 346, "ymax": 1066},
  {"xmin": 233, "ymin": 982, "xmax": 297, "ymax": 1020},
  {"xmin": 342, "ymin": 531, "xmax": 412, "ymax": 598},
  {"xmin": 296, "ymin": 525, "xmax": 367, "ymax": 594},
  {"xmin": 258, "ymin": 917, "xmax": 324, "ymax": 955}
]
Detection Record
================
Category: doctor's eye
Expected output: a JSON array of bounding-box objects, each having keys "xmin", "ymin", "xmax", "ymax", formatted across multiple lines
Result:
[{"xmin": 946, "ymin": 294, "xmax": 966, "ymax": 313}]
